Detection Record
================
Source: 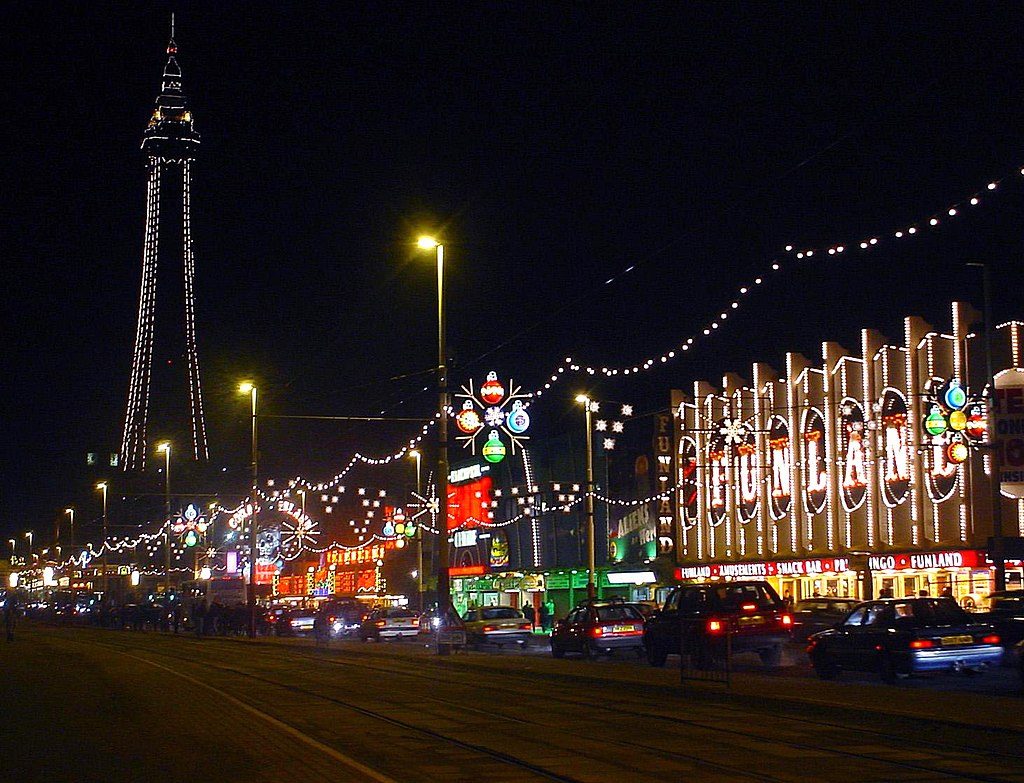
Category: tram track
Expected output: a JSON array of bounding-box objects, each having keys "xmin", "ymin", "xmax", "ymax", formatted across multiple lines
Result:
[{"xmin": 72, "ymin": 630, "xmax": 1022, "ymax": 783}]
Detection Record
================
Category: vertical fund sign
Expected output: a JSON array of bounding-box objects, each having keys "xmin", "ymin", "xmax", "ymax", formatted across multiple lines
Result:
[
  {"xmin": 995, "ymin": 369, "xmax": 1024, "ymax": 498},
  {"xmin": 654, "ymin": 412, "xmax": 676, "ymax": 556}
]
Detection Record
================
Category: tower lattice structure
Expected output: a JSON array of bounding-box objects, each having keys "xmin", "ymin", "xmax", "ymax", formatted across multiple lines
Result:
[{"xmin": 120, "ymin": 27, "xmax": 208, "ymax": 471}]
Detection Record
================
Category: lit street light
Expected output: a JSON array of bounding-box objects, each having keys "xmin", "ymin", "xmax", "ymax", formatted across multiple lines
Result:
[
  {"xmin": 575, "ymin": 394, "xmax": 597, "ymax": 601},
  {"xmin": 157, "ymin": 441, "xmax": 172, "ymax": 593},
  {"xmin": 64, "ymin": 508, "xmax": 75, "ymax": 549},
  {"xmin": 417, "ymin": 235, "xmax": 451, "ymax": 641},
  {"xmin": 239, "ymin": 381, "xmax": 259, "ymax": 638},
  {"xmin": 95, "ymin": 483, "xmax": 108, "ymax": 597}
]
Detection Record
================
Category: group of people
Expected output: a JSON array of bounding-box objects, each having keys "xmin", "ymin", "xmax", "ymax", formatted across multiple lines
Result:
[{"xmin": 521, "ymin": 599, "xmax": 555, "ymax": 632}]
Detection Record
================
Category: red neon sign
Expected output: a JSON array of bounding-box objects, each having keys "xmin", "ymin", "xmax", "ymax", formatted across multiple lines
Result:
[{"xmin": 448, "ymin": 565, "xmax": 487, "ymax": 577}]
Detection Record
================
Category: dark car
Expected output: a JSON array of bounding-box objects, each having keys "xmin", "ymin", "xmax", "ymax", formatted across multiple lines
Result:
[
  {"xmin": 550, "ymin": 601, "xmax": 645, "ymax": 659},
  {"xmin": 643, "ymin": 581, "xmax": 793, "ymax": 668},
  {"xmin": 315, "ymin": 599, "xmax": 366, "ymax": 639},
  {"xmin": 806, "ymin": 597, "xmax": 1003, "ymax": 683},
  {"xmin": 417, "ymin": 605, "xmax": 466, "ymax": 648},
  {"xmin": 972, "ymin": 590, "xmax": 1024, "ymax": 652},
  {"xmin": 790, "ymin": 597, "xmax": 860, "ymax": 642}
]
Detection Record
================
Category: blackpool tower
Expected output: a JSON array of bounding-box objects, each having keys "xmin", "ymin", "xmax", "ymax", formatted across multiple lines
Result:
[{"xmin": 120, "ymin": 23, "xmax": 208, "ymax": 471}]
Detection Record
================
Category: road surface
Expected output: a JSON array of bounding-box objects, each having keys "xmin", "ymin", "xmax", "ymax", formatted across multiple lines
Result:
[{"xmin": 2, "ymin": 624, "xmax": 1022, "ymax": 782}]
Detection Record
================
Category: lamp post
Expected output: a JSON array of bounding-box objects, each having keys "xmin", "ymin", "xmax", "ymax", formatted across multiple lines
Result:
[
  {"xmin": 239, "ymin": 381, "xmax": 259, "ymax": 638},
  {"xmin": 157, "ymin": 442, "xmax": 172, "ymax": 593},
  {"xmin": 417, "ymin": 236, "xmax": 451, "ymax": 631},
  {"xmin": 95, "ymin": 482, "xmax": 108, "ymax": 597},
  {"xmin": 8, "ymin": 539, "xmax": 15, "ymax": 558},
  {"xmin": 409, "ymin": 449, "xmax": 423, "ymax": 610},
  {"xmin": 575, "ymin": 395, "xmax": 597, "ymax": 601},
  {"xmin": 64, "ymin": 508, "xmax": 75, "ymax": 549},
  {"xmin": 24, "ymin": 532, "xmax": 33, "ymax": 565},
  {"xmin": 967, "ymin": 262, "xmax": 1006, "ymax": 591}
]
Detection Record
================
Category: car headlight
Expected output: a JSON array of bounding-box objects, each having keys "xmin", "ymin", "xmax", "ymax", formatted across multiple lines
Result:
[
  {"xmin": 431, "ymin": 617, "xmax": 441, "ymax": 628},
  {"xmin": 332, "ymin": 621, "xmax": 342, "ymax": 631}
]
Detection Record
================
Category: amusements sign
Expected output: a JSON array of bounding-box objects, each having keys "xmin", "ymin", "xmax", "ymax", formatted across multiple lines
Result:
[{"xmin": 995, "ymin": 369, "xmax": 1024, "ymax": 499}]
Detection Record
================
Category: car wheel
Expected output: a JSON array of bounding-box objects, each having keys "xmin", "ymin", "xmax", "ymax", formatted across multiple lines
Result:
[
  {"xmin": 646, "ymin": 642, "xmax": 668, "ymax": 668},
  {"xmin": 551, "ymin": 642, "xmax": 565, "ymax": 659},
  {"xmin": 759, "ymin": 644, "xmax": 783, "ymax": 667},
  {"xmin": 811, "ymin": 651, "xmax": 840, "ymax": 680},
  {"xmin": 879, "ymin": 652, "xmax": 898, "ymax": 684}
]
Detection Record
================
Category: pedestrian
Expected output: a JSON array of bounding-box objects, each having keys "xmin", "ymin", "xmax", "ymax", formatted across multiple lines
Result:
[
  {"xmin": 918, "ymin": 588, "xmax": 929, "ymax": 597},
  {"xmin": 172, "ymin": 601, "xmax": 182, "ymax": 634},
  {"xmin": 879, "ymin": 587, "xmax": 894, "ymax": 599},
  {"xmin": 539, "ymin": 599, "xmax": 552, "ymax": 632},
  {"xmin": 782, "ymin": 590, "xmax": 794, "ymax": 610},
  {"xmin": 4, "ymin": 595, "xmax": 17, "ymax": 642},
  {"xmin": 940, "ymin": 586, "xmax": 954, "ymax": 599},
  {"xmin": 523, "ymin": 602, "xmax": 536, "ymax": 629},
  {"xmin": 193, "ymin": 599, "xmax": 206, "ymax": 638}
]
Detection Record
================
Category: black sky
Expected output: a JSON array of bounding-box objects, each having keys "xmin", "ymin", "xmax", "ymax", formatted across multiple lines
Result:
[{"xmin": 3, "ymin": 2, "xmax": 1024, "ymax": 542}]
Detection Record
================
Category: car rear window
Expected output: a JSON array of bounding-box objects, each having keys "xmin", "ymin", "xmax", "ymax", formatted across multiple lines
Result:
[
  {"xmin": 912, "ymin": 599, "xmax": 969, "ymax": 623},
  {"xmin": 795, "ymin": 600, "xmax": 830, "ymax": 612},
  {"xmin": 596, "ymin": 605, "xmax": 641, "ymax": 622},
  {"xmin": 386, "ymin": 608, "xmax": 416, "ymax": 618},
  {"xmin": 714, "ymin": 584, "xmax": 779, "ymax": 609},
  {"xmin": 481, "ymin": 608, "xmax": 522, "ymax": 620},
  {"xmin": 991, "ymin": 595, "xmax": 1024, "ymax": 612}
]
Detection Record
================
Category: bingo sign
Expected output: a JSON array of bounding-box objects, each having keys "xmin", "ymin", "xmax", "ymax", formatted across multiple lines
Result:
[{"xmin": 995, "ymin": 369, "xmax": 1024, "ymax": 498}]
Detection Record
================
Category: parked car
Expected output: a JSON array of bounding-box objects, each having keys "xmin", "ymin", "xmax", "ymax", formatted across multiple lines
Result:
[
  {"xmin": 361, "ymin": 607, "xmax": 420, "ymax": 641},
  {"xmin": 972, "ymin": 590, "xmax": 1024, "ymax": 653},
  {"xmin": 550, "ymin": 600, "xmax": 645, "ymax": 659},
  {"xmin": 789, "ymin": 597, "xmax": 860, "ymax": 642},
  {"xmin": 806, "ymin": 597, "xmax": 1003, "ymax": 683},
  {"xmin": 275, "ymin": 607, "xmax": 317, "ymax": 637},
  {"xmin": 643, "ymin": 581, "xmax": 793, "ymax": 668},
  {"xmin": 463, "ymin": 606, "xmax": 532, "ymax": 648},
  {"xmin": 315, "ymin": 599, "xmax": 367, "ymax": 639}
]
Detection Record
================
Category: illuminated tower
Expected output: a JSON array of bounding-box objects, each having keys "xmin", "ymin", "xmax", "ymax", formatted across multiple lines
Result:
[{"xmin": 120, "ymin": 22, "xmax": 208, "ymax": 471}]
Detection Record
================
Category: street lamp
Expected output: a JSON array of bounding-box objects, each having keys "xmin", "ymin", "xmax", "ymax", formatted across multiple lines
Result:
[
  {"xmin": 409, "ymin": 449, "xmax": 423, "ymax": 609},
  {"xmin": 416, "ymin": 235, "xmax": 451, "ymax": 634},
  {"xmin": 239, "ymin": 381, "xmax": 258, "ymax": 638},
  {"xmin": 64, "ymin": 508, "xmax": 75, "ymax": 549},
  {"xmin": 8, "ymin": 539, "xmax": 15, "ymax": 558},
  {"xmin": 156, "ymin": 442, "xmax": 172, "ymax": 593},
  {"xmin": 95, "ymin": 482, "xmax": 108, "ymax": 597},
  {"xmin": 575, "ymin": 394, "xmax": 597, "ymax": 601}
]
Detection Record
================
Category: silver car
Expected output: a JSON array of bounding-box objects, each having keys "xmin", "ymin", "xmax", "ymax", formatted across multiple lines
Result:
[{"xmin": 463, "ymin": 606, "xmax": 532, "ymax": 648}]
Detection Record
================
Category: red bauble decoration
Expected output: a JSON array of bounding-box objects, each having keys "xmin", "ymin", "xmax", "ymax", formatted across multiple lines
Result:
[{"xmin": 480, "ymin": 371, "xmax": 505, "ymax": 405}]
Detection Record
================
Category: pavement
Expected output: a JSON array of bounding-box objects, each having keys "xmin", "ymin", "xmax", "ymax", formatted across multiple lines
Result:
[{"xmin": 3, "ymin": 623, "xmax": 1023, "ymax": 782}]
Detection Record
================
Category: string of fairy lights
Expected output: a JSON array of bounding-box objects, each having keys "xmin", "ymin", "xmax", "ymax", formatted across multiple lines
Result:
[{"xmin": 40, "ymin": 163, "xmax": 1024, "ymax": 573}]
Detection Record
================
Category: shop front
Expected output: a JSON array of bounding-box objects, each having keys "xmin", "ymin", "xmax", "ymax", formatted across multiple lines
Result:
[
  {"xmin": 676, "ymin": 556, "xmax": 858, "ymax": 603},
  {"xmin": 866, "ymin": 549, "xmax": 992, "ymax": 607}
]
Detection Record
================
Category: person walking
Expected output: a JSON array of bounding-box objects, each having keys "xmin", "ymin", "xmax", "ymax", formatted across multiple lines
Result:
[
  {"xmin": 539, "ymin": 599, "xmax": 552, "ymax": 633},
  {"xmin": 523, "ymin": 601, "xmax": 536, "ymax": 630},
  {"xmin": 193, "ymin": 599, "xmax": 206, "ymax": 638},
  {"xmin": 4, "ymin": 595, "xmax": 17, "ymax": 642}
]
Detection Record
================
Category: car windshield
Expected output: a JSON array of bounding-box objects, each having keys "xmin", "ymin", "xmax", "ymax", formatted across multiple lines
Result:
[
  {"xmin": 596, "ymin": 605, "xmax": 641, "ymax": 622},
  {"xmin": 481, "ymin": 608, "xmax": 522, "ymax": 620}
]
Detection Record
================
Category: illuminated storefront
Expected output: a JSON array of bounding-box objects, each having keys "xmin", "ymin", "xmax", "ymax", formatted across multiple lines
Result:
[{"xmin": 670, "ymin": 304, "xmax": 1024, "ymax": 601}]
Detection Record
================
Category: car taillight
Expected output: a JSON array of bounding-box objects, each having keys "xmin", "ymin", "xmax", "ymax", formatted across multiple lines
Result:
[
  {"xmin": 375, "ymin": 620, "xmax": 386, "ymax": 628},
  {"xmin": 741, "ymin": 603, "xmax": 757, "ymax": 612},
  {"xmin": 328, "ymin": 616, "xmax": 336, "ymax": 623},
  {"xmin": 909, "ymin": 639, "xmax": 935, "ymax": 649},
  {"xmin": 518, "ymin": 623, "xmax": 532, "ymax": 630},
  {"xmin": 412, "ymin": 617, "xmax": 419, "ymax": 626},
  {"xmin": 707, "ymin": 619, "xmax": 724, "ymax": 634},
  {"xmin": 780, "ymin": 614, "xmax": 793, "ymax": 626},
  {"xmin": 590, "ymin": 626, "xmax": 605, "ymax": 638},
  {"xmin": 483, "ymin": 625, "xmax": 497, "ymax": 632},
  {"xmin": 981, "ymin": 634, "xmax": 1000, "ymax": 645}
]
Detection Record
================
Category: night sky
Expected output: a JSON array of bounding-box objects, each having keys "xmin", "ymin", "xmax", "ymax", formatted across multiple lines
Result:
[{"xmin": 3, "ymin": 3, "xmax": 1024, "ymax": 544}]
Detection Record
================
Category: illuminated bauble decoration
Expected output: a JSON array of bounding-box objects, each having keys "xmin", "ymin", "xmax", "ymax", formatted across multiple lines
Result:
[
  {"xmin": 456, "ymin": 400, "xmax": 483, "ymax": 434},
  {"xmin": 480, "ymin": 371, "xmax": 505, "ymax": 405},
  {"xmin": 405, "ymin": 523, "xmax": 417, "ymax": 537},
  {"xmin": 395, "ymin": 522, "xmax": 406, "ymax": 535},
  {"xmin": 394, "ymin": 511, "xmax": 406, "ymax": 525},
  {"xmin": 482, "ymin": 430, "xmax": 507, "ymax": 463},
  {"xmin": 944, "ymin": 381, "xmax": 968, "ymax": 411},
  {"xmin": 924, "ymin": 406, "xmax": 947, "ymax": 436},
  {"xmin": 184, "ymin": 530, "xmax": 199, "ymax": 548},
  {"xmin": 184, "ymin": 504, "xmax": 199, "ymax": 522},
  {"xmin": 395, "ymin": 538, "xmax": 406, "ymax": 549},
  {"xmin": 966, "ymin": 407, "xmax": 987, "ymax": 440},
  {"xmin": 172, "ymin": 519, "xmax": 186, "ymax": 535},
  {"xmin": 947, "ymin": 440, "xmax": 969, "ymax": 464},
  {"xmin": 948, "ymin": 410, "xmax": 967, "ymax": 432},
  {"xmin": 383, "ymin": 522, "xmax": 395, "ymax": 536},
  {"xmin": 506, "ymin": 400, "xmax": 531, "ymax": 434},
  {"xmin": 196, "ymin": 521, "xmax": 208, "ymax": 534}
]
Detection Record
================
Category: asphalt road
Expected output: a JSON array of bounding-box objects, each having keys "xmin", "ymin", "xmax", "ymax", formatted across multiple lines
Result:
[{"xmin": 3, "ymin": 625, "xmax": 1023, "ymax": 783}]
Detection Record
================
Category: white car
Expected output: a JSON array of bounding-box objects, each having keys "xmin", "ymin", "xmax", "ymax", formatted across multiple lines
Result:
[
  {"xmin": 463, "ymin": 606, "xmax": 533, "ymax": 648},
  {"xmin": 361, "ymin": 607, "xmax": 420, "ymax": 641}
]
